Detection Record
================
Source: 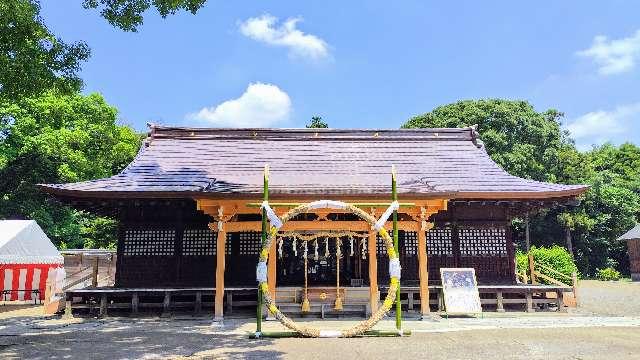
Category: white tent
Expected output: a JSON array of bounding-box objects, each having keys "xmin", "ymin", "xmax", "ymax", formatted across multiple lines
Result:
[{"xmin": 0, "ymin": 220, "xmax": 63, "ymax": 264}]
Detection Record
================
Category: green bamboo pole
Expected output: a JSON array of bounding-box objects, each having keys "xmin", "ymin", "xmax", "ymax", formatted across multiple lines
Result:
[
  {"xmin": 392, "ymin": 165, "xmax": 401, "ymax": 331},
  {"xmin": 248, "ymin": 329, "xmax": 412, "ymax": 339},
  {"xmin": 246, "ymin": 202, "xmax": 417, "ymax": 208},
  {"xmin": 257, "ymin": 164, "xmax": 269, "ymax": 335}
]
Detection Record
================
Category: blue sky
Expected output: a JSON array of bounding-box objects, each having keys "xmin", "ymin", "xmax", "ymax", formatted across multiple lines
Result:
[{"xmin": 41, "ymin": 1, "xmax": 640, "ymax": 150}]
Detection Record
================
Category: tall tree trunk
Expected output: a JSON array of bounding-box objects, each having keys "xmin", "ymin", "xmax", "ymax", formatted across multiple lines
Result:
[
  {"xmin": 565, "ymin": 227, "xmax": 573, "ymax": 256},
  {"xmin": 525, "ymin": 213, "xmax": 531, "ymax": 252}
]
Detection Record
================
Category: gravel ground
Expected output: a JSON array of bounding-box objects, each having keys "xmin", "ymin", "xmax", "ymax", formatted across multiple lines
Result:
[
  {"xmin": 1, "ymin": 280, "xmax": 639, "ymax": 359},
  {"xmin": 576, "ymin": 280, "xmax": 640, "ymax": 316},
  {"xmin": 0, "ymin": 317, "xmax": 638, "ymax": 360}
]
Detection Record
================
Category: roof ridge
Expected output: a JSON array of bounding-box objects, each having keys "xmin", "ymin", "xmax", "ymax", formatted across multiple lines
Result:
[{"xmin": 146, "ymin": 125, "xmax": 477, "ymax": 141}]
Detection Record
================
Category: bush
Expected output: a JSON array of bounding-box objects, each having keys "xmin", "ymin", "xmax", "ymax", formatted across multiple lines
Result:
[
  {"xmin": 516, "ymin": 245, "xmax": 579, "ymax": 284},
  {"xmin": 596, "ymin": 267, "xmax": 621, "ymax": 281}
]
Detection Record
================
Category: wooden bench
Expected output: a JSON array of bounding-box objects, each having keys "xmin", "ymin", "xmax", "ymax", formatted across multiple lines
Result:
[{"xmin": 379, "ymin": 285, "xmax": 573, "ymax": 313}]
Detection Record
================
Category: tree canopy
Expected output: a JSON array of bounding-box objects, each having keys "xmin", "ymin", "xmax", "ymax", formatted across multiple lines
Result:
[
  {"xmin": 306, "ymin": 116, "xmax": 328, "ymax": 128},
  {"xmin": 0, "ymin": 0, "xmax": 90, "ymax": 100},
  {"xmin": 404, "ymin": 99, "xmax": 640, "ymax": 277},
  {"xmin": 0, "ymin": 91, "xmax": 141, "ymax": 248},
  {"xmin": 83, "ymin": 0, "xmax": 207, "ymax": 32},
  {"xmin": 403, "ymin": 99, "xmax": 572, "ymax": 182}
]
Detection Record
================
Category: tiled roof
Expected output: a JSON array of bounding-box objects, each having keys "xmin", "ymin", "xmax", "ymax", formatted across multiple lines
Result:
[
  {"xmin": 618, "ymin": 224, "xmax": 640, "ymax": 241},
  {"xmin": 39, "ymin": 125, "xmax": 589, "ymax": 200}
]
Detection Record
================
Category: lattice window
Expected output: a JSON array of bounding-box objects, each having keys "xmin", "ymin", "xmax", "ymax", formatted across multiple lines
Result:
[
  {"xmin": 404, "ymin": 232, "xmax": 418, "ymax": 255},
  {"xmin": 123, "ymin": 229, "xmax": 175, "ymax": 256},
  {"xmin": 376, "ymin": 235, "xmax": 386, "ymax": 254},
  {"xmin": 459, "ymin": 227, "xmax": 507, "ymax": 256},
  {"xmin": 225, "ymin": 233, "xmax": 232, "ymax": 255},
  {"xmin": 238, "ymin": 232, "xmax": 261, "ymax": 255},
  {"xmin": 183, "ymin": 229, "xmax": 215, "ymax": 256},
  {"xmin": 426, "ymin": 227, "xmax": 453, "ymax": 256}
]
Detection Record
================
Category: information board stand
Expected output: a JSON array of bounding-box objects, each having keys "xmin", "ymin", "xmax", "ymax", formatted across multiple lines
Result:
[{"xmin": 440, "ymin": 268, "xmax": 482, "ymax": 317}]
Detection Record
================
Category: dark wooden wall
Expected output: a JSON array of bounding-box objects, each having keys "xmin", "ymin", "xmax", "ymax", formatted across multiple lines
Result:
[
  {"xmin": 627, "ymin": 239, "xmax": 640, "ymax": 281},
  {"xmin": 114, "ymin": 200, "xmax": 516, "ymax": 288},
  {"xmin": 116, "ymin": 200, "xmax": 216, "ymax": 287}
]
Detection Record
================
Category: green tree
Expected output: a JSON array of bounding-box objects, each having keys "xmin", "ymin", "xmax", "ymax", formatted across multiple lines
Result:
[
  {"xmin": 306, "ymin": 116, "xmax": 328, "ymax": 128},
  {"xmin": 0, "ymin": 91, "xmax": 141, "ymax": 248},
  {"xmin": 0, "ymin": 0, "xmax": 90, "ymax": 100},
  {"xmin": 403, "ymin": 99, "xmax": 640, "ymax": 277},
  {"xmin": 403, "ymin": 99, "xmax": 568, "ymax": 181},
  {"xmin": 83, "ymin": 0, "xmax": 207, "ymax": 32},
  {"xmin": 587, "ymin": 143, "xmax": 640, "ymax": 194}
]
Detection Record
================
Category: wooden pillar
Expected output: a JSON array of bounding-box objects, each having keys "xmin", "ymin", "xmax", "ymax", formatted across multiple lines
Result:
[
  {"xmin": 528, "ymin": 253, "xmax": 536, "ymax": 285},
  {"xmin": 368, "ymin": 230, "xmax": 378, "ymax": 313},
  {"xmin": 213, "ymin": 210, "xmax": 227, "ymax": 321},
  {"xmin": 92, "ymin": 257, "xmax": 99, "ymax": 287},
  {"xmin": 131, "ymin": 292, "xmax": 139, "ymax": 314},
  {"xmin": 417, "ymin": 216, "xmax": 432, "ymax": 318},
  {"xmin": 525, "ymin": 291, "xmax": 534, "ymax": 313},
  {"xmin": 99, "ymin": 293, "xmax": 107, "ymax": 317},
  {"xmin": 496, "ymin": 291, "xmax": 505, "ymax": 312},
  {"xmin": 556, "ymin": 290, "xmax": 565, "ymax": 312},
  {"xmin": 525, "ymin": 213, "xmax": 531, "ymax": 252},
  {"xmin": 565, "ymin": 227, "xmax": 573, "ymax": 256},
  {"xmin": 161, "ymin": 291, "xmax": 171, "ymax": 317},
  {"xmin": 64, "ymin": 300, "xmax": 73, "ymax": 319},
  {"xmin": 268, "ymin": 238, "xmax": 277, "ymax": 303},
  {"xmin": 194, "ymin": 291, "xmax": 202, "ymax": 315}
]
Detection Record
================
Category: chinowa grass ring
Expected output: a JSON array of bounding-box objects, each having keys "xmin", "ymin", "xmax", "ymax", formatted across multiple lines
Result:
[{"xmin": 257, "ymin": 200, "xmax": 400, "ymax": 338}]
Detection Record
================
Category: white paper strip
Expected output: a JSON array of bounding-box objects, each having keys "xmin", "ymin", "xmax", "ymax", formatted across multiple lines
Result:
[
  {"xmin": 373, "ymin": 201, "xmax": 400, "ymax": 231},
  {"xmin": 319, "ymin": 330, "xmax": 342, "ymax": 338},
  {"xmin": 389, "ymin": 258, "xmax": 402, "ymax": 279},
  {"xmin": 307, "ymin": 200, "xmax": 348, "ymax": 210},
  {"xmin": 256, "ymin": 261, "xmax": 268, "ymax": 283},
  {"xmin": 260, "ymin": 201, "xmax": 283, "ymax": 229}
]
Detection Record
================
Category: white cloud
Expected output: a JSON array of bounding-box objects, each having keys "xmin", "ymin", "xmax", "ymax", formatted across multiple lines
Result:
[
  {"xmin": 239, "ymin": 14, "xmax": 330, "ymax": 61},
  {"xmin": 566, "ymin": 103, "xmax": 640, "ymax": 147},
  {"xmin": 187, "ymin": 83, "xmax": 292, "ymax": 127},
  {"xmin": 577, "ymin": 30, "xmax": 640, "ymax": 75}
]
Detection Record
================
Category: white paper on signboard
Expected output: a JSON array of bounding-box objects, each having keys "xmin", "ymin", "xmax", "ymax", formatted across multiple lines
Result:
[{"xmin": 440, "ymin": 268, "xmax": 482, "ymax": 314}]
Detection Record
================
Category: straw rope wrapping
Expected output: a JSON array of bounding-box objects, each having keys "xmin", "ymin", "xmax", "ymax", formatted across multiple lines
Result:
[{"xmin": 258, "ymin": 201, "xmax": 400, "ymax": 338}]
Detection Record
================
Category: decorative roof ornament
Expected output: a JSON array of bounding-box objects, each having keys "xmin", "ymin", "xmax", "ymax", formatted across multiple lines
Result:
[{"xmin": 469, "ymin": 124, "xmax": 485, "ymax": 149}]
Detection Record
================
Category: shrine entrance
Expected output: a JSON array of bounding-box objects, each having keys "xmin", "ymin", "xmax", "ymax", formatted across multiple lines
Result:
[{"xmin": 277, "ymin": 234, "xmax": 370, "ymax": 287}]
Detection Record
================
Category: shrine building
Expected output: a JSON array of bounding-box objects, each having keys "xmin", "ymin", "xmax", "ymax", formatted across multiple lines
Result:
[{"xmin": 39, "ymin": 125, "xmax": 588, "ymax": 319}]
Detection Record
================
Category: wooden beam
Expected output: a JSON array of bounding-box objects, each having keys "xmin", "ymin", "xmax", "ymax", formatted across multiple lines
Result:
[
  {"xmin": 196, "ymin": 198, "xmax": 449, "ymax": 216},
  {"xmin": 223, "ymin": 220, "xmax": 421, "ymax": 233},
  {"xmin": 368, "ymin": 230, "xmax": 378, "ymax": 313}
]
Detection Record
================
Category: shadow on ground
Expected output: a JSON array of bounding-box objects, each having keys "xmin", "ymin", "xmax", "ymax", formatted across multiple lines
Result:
[{"xmin": 0, "ymin": 315, "xmax": 283, "ymax": 360}]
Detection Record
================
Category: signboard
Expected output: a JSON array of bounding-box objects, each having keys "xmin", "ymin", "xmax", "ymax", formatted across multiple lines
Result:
[{"xmin": 440, "ymin": 268, "xmax": 482, "ymax": 315}]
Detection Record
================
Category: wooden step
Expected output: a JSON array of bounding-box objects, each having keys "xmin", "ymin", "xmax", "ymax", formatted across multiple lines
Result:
[
  {"xmin": 277, "ymin": 302, "xmax": 370, "ymax": 318},
  {"xmin": 275, "ymin": 287, "xmax": 370, "ymax": 304}
]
